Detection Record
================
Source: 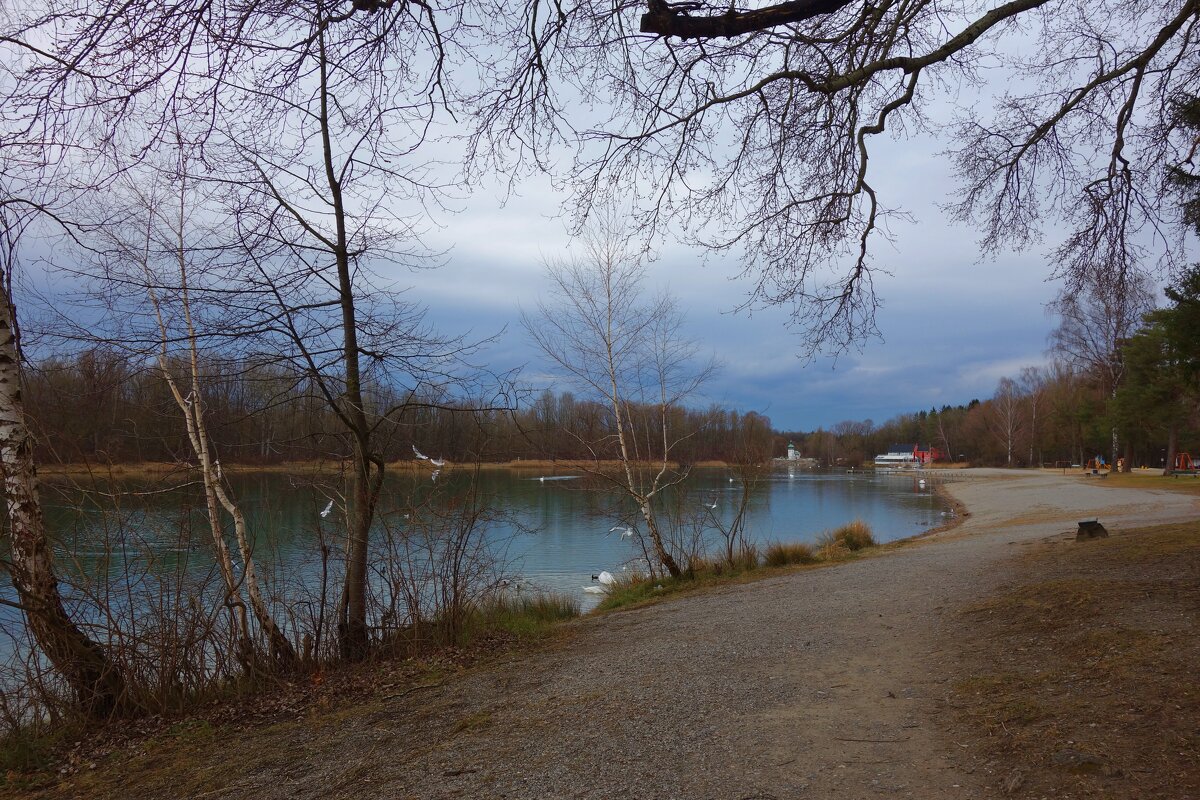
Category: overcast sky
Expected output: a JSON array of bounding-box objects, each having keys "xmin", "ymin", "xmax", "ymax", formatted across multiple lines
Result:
[{"xmin": 404, "ymin": 123, "xmax": 1068, "ymax": 432}]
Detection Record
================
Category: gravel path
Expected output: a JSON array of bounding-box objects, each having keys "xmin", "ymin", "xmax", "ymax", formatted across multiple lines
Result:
[{"xmin": 217, "ymin": 470, "xmax": 1200, "ymax": 800}]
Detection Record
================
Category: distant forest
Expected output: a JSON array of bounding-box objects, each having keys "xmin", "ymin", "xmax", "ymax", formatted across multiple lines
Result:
[
  {"xmin": 28, "ymin": 342, "xmax": 1187, "ymax": 471},
  {"xmin": 25, "ymin": 349, "xmax": 776, "ymax": 466}
]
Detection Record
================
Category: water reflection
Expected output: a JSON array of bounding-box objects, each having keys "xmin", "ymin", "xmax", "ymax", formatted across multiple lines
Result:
[{"xmin": 14, "ymin": 467, "xmax": 943, "ymax": 609}]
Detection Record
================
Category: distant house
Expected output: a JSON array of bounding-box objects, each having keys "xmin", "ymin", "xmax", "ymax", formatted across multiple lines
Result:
[
  {"xmin": 874, "ymin": 443, "xmax": 920, "ymax": 468},
  {"xmin": 874, "ymin": 443, "xmax": 945, "ymax": 468},
  {"xmin": 787, "ymin": 442, "xmax": 801, "ymax": 461}
]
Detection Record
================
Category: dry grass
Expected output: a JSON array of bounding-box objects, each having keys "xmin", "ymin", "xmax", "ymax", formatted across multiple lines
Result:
[
  {"xmin": 599, "ymin": 524, "xmax": 879, "ymax": 613},
  {"xmin": 0, "ymin": 592, "xmax": 580, "ymax": 797},
  {"xmin": 1094, "ymin": 469, "xmax": 1200, "ymax": 495},
  {"xmin": 763, "ymin": 541, "xmax": 818, "ymax": 567},
  {"xmin": 815, "ymin": 519, "xmax": 876, "ymax": 558},
  {"xmin": 947, "ymin": 521, "xmax": 1200, "ymax": 798}
]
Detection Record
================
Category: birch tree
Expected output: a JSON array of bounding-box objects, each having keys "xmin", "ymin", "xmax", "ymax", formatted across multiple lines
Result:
[
  {"xmin": 989, "ymin": 377, "xmax": 1024, "ymax": 467},
  {"xmin": 0, "ymin": 205, "xmax": 127, "ymax": 717},
  {"xmin": 523, "ymin": 223, "xmax": 716, "ymax": 578},
  {"xmin": 89, "ymin": 171, "xmax": 300, "ymax": 667}
]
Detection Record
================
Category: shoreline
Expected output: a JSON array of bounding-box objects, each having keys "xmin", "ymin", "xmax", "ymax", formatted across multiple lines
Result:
[{"xmin": 38, "ymin": 458, "xmax": 740, "ymax": 479}]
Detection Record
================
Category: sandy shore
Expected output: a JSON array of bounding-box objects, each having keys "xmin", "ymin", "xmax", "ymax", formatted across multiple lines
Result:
[{"xmin": 50, "ymin": 469, "xmax": 1200, "ymax": 800}]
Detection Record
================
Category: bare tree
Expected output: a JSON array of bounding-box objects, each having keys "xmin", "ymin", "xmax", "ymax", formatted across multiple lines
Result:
[
  {"xmin": 476, "ymin": 0, "xmax": 1199, "ymax": 352},
  {"xmin": 523, "ymin": 222, "xmax": 717, "ymax": 578},
  {"xmin": 989, "ymin": 377, "xmax": 1024, "ymax": 467},
  {"xmin": 1018, "ymin": 365, "xmax": 1048, "ymax": 468},
  {"xmin": 8, "ymin": 0, "xmax": 1194, "ymax": 360},
  {"xmin": 111, "ymin": 171, "xmax": 299, "ymax": 667},
  {"xmin": 1050, "ymin": 271, "xmax": 1155, "ymax": 466}
]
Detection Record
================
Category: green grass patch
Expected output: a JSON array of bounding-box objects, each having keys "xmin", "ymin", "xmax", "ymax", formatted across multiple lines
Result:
[
  {"xmin": 464, "ymin": 592, "xmax": 581, "ymax": 640},
  {"xmin": 0, "ymin": 725, "xmax": 74, "ymax": 787}
]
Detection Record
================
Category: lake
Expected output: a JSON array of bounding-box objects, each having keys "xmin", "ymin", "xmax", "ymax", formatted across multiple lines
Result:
[{"xmin": 24, "ymin": 465, "xmax": 948, "ymax": 613}]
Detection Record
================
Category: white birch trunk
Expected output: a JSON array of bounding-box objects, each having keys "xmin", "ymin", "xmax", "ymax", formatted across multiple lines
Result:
[{"xmin": 0, "ymin": 282, "xmax": 126, "ymax": 715}]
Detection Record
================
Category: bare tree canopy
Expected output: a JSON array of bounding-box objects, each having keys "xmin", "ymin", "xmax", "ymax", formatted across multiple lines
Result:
[
  {"xmin": 480, "ymin": 0, "xmax": 1200, "ymax": 350},
  {"xmin": 3, "ymin": 0, "xmax": 1198, "ymax": 347}
]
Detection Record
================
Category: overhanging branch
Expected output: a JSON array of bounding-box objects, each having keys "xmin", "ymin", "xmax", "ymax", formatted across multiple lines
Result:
[{"xmin": 639, "ymin": 0, "xmax": 852, "ymax": 38}]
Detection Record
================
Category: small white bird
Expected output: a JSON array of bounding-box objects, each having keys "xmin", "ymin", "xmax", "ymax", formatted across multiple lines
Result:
[
  {"xmin": 431, "ymin": 469, "xmax": 440, "ymax": 482},
  {"xmin": 705, "ymin": 498, "xmax": 718, "ymax": 509},
  {"xmin": 320, "ymin": 498, "xmax": 334, "ymax": 518},
  {"xmin": 430, "ymin": 457, "xmax": 446, "ymax": 467},
  {"xmin": 412, "ymin": 445, "xmax": 430, "ymax": 461}
]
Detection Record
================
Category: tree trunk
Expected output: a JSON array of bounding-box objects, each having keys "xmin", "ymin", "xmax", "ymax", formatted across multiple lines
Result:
[
  {"xmin": 1164, "ymin": 425, "xmax": 1177, "ymax": 476},
  {"xmin": 314, "ymin": 16, "xmax": 375, "ymax": 660},
  {"xmin": 0, "ymin": 288, "xmax": 126, "ymax": 717}
]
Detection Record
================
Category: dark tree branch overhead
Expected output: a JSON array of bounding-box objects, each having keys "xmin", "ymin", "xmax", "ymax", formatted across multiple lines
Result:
[{"xmin": 639, "ymin": 0, "xmax": 852, "ymax": 38}]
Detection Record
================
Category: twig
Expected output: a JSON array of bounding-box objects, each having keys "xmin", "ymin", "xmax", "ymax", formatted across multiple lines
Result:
[
  {"xmin": 383, "ymin": 680, "xmax": 445, "ymax": 700},
  {"xmin": 833, "ymin": 736, "xmax": 911, "ymax": 743}
]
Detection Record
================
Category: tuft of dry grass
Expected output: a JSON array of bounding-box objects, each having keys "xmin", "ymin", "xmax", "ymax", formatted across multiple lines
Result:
[
  {"xmin": 815, "ymin": 519, "xmax": 876, "ymax": 558},
  {"xmin": 763, "ymin": 541, "xmax": 818, "ymax": 567}
]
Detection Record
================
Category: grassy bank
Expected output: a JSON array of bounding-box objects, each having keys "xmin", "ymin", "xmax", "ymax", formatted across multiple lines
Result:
[
  {"xmin": 594, "ymin": 521, "xmax": 879, "ymax": 612},
  {"xmin": 0, "ymin": 593, "xmax": 580, "ymax": 796},
  {"xmin": 948, "ymin": 521, "xmax": 1199, "ymax": 798}
]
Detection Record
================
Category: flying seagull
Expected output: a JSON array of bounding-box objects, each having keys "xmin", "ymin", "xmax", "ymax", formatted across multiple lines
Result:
[
  {"xmin": 320, "ymin": 498, "xmax": 334, "ymax": 518},
  {"xmin": 412, "ymin": 445, "xmax": 431, "ymax": 461},
  {"xmin": 609, "ymin": 526, "xmax": 635, "ymax": 539},
  {"xmin": 430, "ymin": 456, "xmax": 446, "ymax": 467}
]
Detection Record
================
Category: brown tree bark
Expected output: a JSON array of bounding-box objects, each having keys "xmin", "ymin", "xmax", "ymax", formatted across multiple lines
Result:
[
  {"xmin": 1164, "ymin": 425, "xmax": 1178, "ymax": 476},
  {"xmin": 0, "ymin": 281, "xmax": 126, "ymax": 717},
  {"xmin": 640, "ymin": 0, "xmax": 850, "ymax": 38}
]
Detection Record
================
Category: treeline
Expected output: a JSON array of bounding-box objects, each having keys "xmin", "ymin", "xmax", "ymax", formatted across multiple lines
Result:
[
  {"xmin": 782, "ymin": 361, "xmax": 1106, "ymax": 468},
  {"xmin": 788, "ymin": 265, "xmax": 1200, "ymax": 471},
  {"xmin": 26, "ymin": 351, "xmax": 777, "ymax": 465}
]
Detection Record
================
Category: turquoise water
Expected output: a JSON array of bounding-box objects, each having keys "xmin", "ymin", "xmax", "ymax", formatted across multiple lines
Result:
[
  {"xmin": 24, "ymin": 466, "xmax": 946, "ymax": 607},
  {"xmin": 0, "ymin": 467, "xmax": 950, "ymax": 656}
]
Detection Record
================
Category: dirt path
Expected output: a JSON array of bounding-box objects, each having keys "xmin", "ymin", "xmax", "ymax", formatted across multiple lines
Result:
[{"xmin": 144, "ymin": 470, "xmax": 1200, "ymax": 799}]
